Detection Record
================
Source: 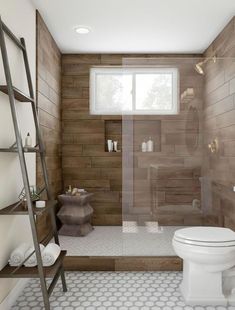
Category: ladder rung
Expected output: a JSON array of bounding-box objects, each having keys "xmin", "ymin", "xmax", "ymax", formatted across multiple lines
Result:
[
  {"xmin": 2, "ymin": 22, "xmax": 26, "ymax": 51},
  {"xmin": 0, "ymin": 85, "xmax": 34, "ymax": 102},
  {"xmin": 24, "ymin": 146, "xmax": 41, "ymax": 153},
  {"xmin": 0, "ymin": 147, "xmax": 41, "ymax": 153}
]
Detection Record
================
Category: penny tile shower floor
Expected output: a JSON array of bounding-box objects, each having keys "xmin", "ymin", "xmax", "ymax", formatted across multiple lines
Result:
[
  {"xmin": 13, "ymin": 271, "xmax": 235, "ymax": 309},
  {"xmin": 59, "ymin": 226, "xmax": 183, "ymax": 256}
]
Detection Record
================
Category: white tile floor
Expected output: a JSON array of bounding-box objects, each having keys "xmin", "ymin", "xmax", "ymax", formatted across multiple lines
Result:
[
  {"xmin": 59, "ymin": 226, "xmax": 183, "ymax": 256},
  {"xmin": 13, "ymin": 271, "xmax": 235, "ymax": 309}
]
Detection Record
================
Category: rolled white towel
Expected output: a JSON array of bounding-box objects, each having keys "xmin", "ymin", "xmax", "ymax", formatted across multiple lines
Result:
[
  {"xmin": 24, "ymin": 244, "xmax": 45, "ymax": 267},
  {"xmin": 42, "ymin": 243, "xmax": 61, "ymax": 267},
  {"xmin": 9, "ymin": 243, "xmax": 31, "ymax": 266}
]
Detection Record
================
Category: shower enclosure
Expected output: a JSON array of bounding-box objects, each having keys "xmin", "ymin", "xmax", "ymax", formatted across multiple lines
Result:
[
  {"xmin": 59, "ymin": 54, "xmax": 235, "ymax": 262},
  {"xmin": 120, "ymin": 56, "xmax": 228, "ymax": 256}
]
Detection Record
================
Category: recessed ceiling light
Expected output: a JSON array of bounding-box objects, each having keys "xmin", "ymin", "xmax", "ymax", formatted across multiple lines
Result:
[{"xmin": 74, "ymin": 26, "xmax": 91, "ymax": 34}]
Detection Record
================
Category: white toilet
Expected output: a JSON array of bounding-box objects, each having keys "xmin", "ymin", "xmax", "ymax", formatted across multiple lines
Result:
[{"xmin": 172, "ymin": 226, "xmax": 235, "ymax": 306}]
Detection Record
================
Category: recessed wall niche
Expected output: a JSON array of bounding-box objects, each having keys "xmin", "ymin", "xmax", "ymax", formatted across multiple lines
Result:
[
  {"xmin": 105, "ymin": 120, "xmax": 122, "ymax": 152},
  {"xmin": 104, "ymin": 119, "xmax": 161, "ymax": 152},
  {"xmin": 133, "ymin": 120, "xmax": 161, "ymax": 152}
]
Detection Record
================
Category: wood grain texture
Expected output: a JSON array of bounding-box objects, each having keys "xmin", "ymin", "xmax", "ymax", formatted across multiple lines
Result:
[
  {"xmin": 64, "ymin": 256, "xmax": 182, "ymax": 271},
  {"xmin": 37, "ymin": 14, "xmax": 235, "ymax": 230},
  {"xmin": 61, "ymin": 54, "xmax": 205, "ymax": 225},
  {"xmin": 203, "ymin": 17, "xmax": 235, "ymax": 230},
  {"xmin": 36, "ymin": 12, "xmax": 62, "ymax": 239},
  {"xmin": 62, "ymin": 55, "xmax": 122, "ymax": 225}
]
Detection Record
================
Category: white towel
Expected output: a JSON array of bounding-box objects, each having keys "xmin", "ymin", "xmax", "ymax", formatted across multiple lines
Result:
[
  {"xmin": 9, "ymin": 243, "xmax": 30, "ymax": 266},
  {"xmin": 24, "ymin": 244, "xmax": 45, "ymax": 267},
  {"xmin": 42, "ymin": 243, "xmax": 61, "ymax": 267}
]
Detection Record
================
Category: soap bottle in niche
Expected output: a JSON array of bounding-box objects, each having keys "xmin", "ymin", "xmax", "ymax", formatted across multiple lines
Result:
[
  {"xmin": 147, "ymin": 137, "xmax": 154, "ymax": 152},
  {"xmin": 25, "ymin": 132, "xmax": 32, "ymax": 147},
  {"xmin": 113, "ymin": 141, "xmax": 118, "ymax": 152},
  {"xmin": 107, "ymin": 140, "xmax": 113, "ymax": 152},
  {"xmin": 141, "ymin": 140, "xmax": 147, "ymax": 152}
]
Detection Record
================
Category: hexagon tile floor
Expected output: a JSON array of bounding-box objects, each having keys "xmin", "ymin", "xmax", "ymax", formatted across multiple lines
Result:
[
  {"xmin": 12, "ymin": 271, "xmax": 235, "ymax": 310},
  {"xmin": 58, "ymin": 226, "xmax": 183, "ymax": 256}
]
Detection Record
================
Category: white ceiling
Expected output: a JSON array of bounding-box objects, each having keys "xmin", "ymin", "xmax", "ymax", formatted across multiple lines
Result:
[{"xmin": 32, "ymin": 0, "xmax": 235, "ymax": 54}]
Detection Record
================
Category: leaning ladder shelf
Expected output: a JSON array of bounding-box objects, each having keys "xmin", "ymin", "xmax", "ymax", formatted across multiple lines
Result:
[{"xmin": 0, "ymin": 17, "xmax": 67, "ymax": 310}]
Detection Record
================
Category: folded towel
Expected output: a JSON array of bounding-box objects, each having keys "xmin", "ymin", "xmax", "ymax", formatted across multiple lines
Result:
[
  {"xmin": 9, "ymin": 243, "xmax": 31, "ymax": 266},
  {"xmin": 24, "ymin": 244, "xmax": 45, "ymax": 267},
  {"xmin": 42, "ymin": 243, "xmax": 61, "ymax": 267}
]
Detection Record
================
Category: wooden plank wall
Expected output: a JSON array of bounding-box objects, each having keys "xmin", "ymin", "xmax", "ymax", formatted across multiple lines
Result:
[
  {"xmin": 36, "ymin": 17, "xmax": 235, "ymax": 229},
  {"xmin": 36, "ymin": 12, "xmax": 62, "ymax": 238},
  {"xmin": 61, "ymin": 55, "xmax": 205, "ymax": 226},
  {"xmin": 62, "ymin": 55, "xmax": 122, "ymax": 225},
  {"xmin": 64, "ymin": 256, "xmax": 182, "ymax": 271},
  {"xmin": 203, "ymin": 17, "xmax": 235, "ymax": 229}
]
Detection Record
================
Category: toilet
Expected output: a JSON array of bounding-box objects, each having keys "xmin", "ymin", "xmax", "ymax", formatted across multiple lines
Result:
[{"xmin": 172, "ymin": 226, "xmax": 235, "ymax": 306}]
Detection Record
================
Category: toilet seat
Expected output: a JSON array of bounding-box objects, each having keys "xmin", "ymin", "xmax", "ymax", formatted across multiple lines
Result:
[{"xmin": 174, "ymin": 227, "xmax": 235, "ymax": 247}]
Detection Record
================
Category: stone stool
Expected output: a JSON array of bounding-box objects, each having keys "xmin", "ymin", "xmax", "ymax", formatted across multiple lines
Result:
[{"xmin": 57, "ymin": 193, "xmax": 94, "ymax": 236}]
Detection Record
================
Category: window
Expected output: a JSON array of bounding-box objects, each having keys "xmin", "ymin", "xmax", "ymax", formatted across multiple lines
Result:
[{"xmin": 90, "ymin": 67, "xmax": 179, "ymax": 115}]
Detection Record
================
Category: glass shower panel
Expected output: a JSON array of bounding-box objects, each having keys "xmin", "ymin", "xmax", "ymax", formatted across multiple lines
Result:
[{"xmin": 121, "ymin": 56, "xmax": 226, "ymax": 256}]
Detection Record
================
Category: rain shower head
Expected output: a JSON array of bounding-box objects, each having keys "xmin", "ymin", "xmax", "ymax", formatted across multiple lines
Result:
[{"xmin": 194, "ymin": 55, "xmax": 217, "ymax": 75}]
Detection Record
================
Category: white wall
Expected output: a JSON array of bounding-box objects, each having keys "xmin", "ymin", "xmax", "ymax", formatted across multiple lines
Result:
[{"xmin": 0, "ymin": 0, "xmax": 36, "ymax": 305}]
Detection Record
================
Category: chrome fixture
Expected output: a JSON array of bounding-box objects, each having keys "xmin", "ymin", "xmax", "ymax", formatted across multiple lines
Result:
[
  {"xmin": 195, "ymin": 55, "xmax": 217, "ymax": 75},
  {"xmin": 208, "ymin": 138, "xmax": 218, "ymax": 153}
]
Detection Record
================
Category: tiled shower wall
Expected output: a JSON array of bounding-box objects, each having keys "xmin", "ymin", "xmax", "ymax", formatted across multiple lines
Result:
[
  {"xmin": 61, "ymin": 55, "xmax": 204, "ymax": 225},
  {"xmin": 203, "ymin": 17, "xmax": 235, "ymax": 229},
  {"xmin": 62, "ymin": 55, "xmax": 122, "ymax": 225},
  {"xmin": 36, "ymin": 14, "xmax": 235, "ymax": 227},
  {"xmin": 36, "ymin": 12, "xmax": 62, "ymax": 237},
  {"xmin": 122, "ymin": 58, "xmax": 204, "ymax": 226},
  {"xmin": 36, "ymin": 12, "xmax": 62, "ymax": 197}
]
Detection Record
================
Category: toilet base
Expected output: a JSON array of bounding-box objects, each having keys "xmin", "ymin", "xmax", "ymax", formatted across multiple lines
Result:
[
  {"xmin": 227, "ymin": 295, "xmax": 235, "ymax": 306},
  {"xmin": 223, "ymin": 267, "xmax": 235, "ymax": 306},
  {"xmin": 181, "ymin": 261, "xmax": 227, "ymax": 306}
]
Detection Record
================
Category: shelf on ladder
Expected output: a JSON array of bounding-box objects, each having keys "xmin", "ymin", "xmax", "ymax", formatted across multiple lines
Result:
[
  {"xmin": 0, "ymin": 250, "xmax": 67, "ymax": 278},
  {"xmin": 0, "ymin": 200, "xmax": 57, "ymax": 215},
  {"xmin": 0, "ymin": 85, "xmax": 34, "ymax": 102}
]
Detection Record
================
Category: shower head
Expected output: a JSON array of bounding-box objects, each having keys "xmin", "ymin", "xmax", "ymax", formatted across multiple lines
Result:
[
  {"xmin": 195, "ymin": 62, "xmax": 204, "ymax": 75},
  {"xmin": 194, "ymin": 55, "xmax": 217, "ymax": 75}
]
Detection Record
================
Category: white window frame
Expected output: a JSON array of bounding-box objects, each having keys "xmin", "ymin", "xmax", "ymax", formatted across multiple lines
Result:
[{"xmin": 90, "ymin": 67, "xmax": 179, "ymax": 115}]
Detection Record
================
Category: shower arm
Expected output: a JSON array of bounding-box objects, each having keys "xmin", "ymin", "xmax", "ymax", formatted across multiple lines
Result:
[{"xmin": 201, "ymin": 55, "xmax": 216, "ymax": 66}]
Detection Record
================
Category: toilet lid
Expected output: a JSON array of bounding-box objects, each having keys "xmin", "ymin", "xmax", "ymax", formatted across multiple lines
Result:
[{"xmin": 174, "ymin": 227, "xmax": 235, "ymax": 247}]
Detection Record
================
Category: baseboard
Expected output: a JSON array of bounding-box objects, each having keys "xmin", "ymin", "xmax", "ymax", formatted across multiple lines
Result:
[{"xmin": 0, "ymin": 279, "xmax": 29, "ymax": 310}]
